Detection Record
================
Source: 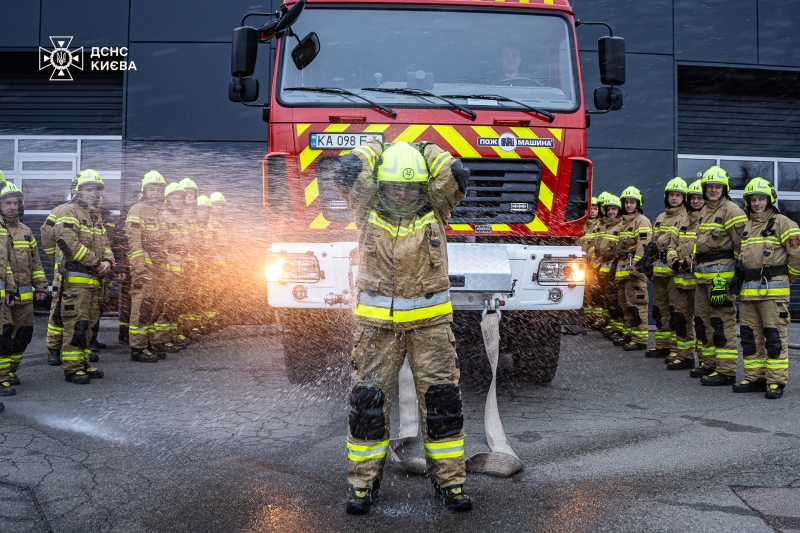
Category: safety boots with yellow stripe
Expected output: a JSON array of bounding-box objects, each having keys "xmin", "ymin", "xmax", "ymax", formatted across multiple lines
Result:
[
  {"xmin": 434, "ymin": 483, "xmax": 473, "ymax": 512},
  {"xmin": 0, "ymin": 381, "xmax": 16, "ymax": 396},
  {"xmin": 131, "ymin": 349, "xmax": 159, "ymax": 363},
  {"xmin": 765, "ymin": 384, "xmax": 785, "ymax": 399},
  {"xmin": 666, "ymin": 358, "xmax": 694, "ymax": 370},
  {"xmin": 732, "ymin": 378, "xmax": 767, "ymax": 393},
  {"xmin": 645, "ymin": 347, "xmax": 670, "ymax": 359},
  {"xmin": 8, "ymin": 372, "xmax": 20, "ymax": 386},
  {"xmin": 700, "ymin": 372, "xmax": 735, "ymax": 386},
  {"xmin": 65, "ymin": 371, "xmax": 90, "ymax": 385},
  {"xmin": 345, "ymin": 479, "xmax": 380, "ymax": 515}
]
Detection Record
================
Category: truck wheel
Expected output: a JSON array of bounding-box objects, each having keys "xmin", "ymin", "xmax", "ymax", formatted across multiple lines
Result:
[
  {"xmin": 279, "ymin": 309, "xmax": 352, "ymax": 384},
  {"xmin": 503, "ymin": 311, "xmax": 561, "ymax": 383}
]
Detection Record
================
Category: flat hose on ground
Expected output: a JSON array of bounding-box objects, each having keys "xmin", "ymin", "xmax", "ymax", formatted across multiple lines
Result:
[{"xmin": 387, "ymin": 312, "xmax": 524, "ymax": 477}]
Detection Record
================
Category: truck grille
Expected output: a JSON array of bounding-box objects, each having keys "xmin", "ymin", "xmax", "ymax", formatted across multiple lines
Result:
[{"xmin": 450, "ymin": 159, "xmax": 541, "ymax": 225}]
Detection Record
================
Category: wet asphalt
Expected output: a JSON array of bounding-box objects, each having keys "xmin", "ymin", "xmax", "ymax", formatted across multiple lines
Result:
[{"xmin": 1, "ymin": 316, "xmax": 799, "ymax": 532}]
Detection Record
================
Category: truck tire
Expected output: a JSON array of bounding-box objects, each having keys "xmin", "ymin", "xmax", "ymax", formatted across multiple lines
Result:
[
  {"xmin": 502, "ymin": 311, "xmax": 561, "ymax": 383},
  {"xmin": 279, "ymin": 309, "xmax": 352, "ymax": 384}
]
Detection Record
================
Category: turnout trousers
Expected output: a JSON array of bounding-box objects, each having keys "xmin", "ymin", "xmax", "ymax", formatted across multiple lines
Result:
[
  {"xmin": 739, "ymin": 298, "xmax": 790, "ymax": 386},
  {"xmin": 694, "ymin": 283, "xmax": 738, "ymax": 376},
  {"xmin": 2, "ymin": 303, "xmax": 35, "ymax": 373},
  {"xmin": 60, "ymin": 282, "xmax": 100, "ymax": 376},
  {"xmin": 617, "ymin": 276, "xmax": 649, "ymax": 345},
  {"xmin": 602, "ymin": 273, "xmax": 623, "ymax": 334},
  {"xmin": 671, "ymin": 287, "xmax": 697, "ymax": 362},
  {"xmin": 347, "ymin": 323, "xmax": 466, "ymax": 490},
  {"xmin": 129, "ymin": 269, "xmax": 161, "ymax": 350},
  {"xmin": 46, "ymin": 275, "xmax": 64, "ymax": 351},
  {"xmin": 652, "ymin": 277, "xmax": 676, "ymax": 350}
]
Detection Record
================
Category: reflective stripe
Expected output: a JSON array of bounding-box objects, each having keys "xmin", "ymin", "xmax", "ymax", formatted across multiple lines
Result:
[
  {"xmin": 429, "ymin": 152, "xmax": 453, "ymax": 177},
  {"xmin": 367, "ymin": 210, "xmax": 438, "ymax": 237},
  {"xmin": 15, "ymin": 285, "xmax": 34, "ymax": 301},
  {"xmin": 129, "ymin": 326, "xmax": 149, "ymax": 335},
  {"xmin": 424, "ymin": 439, "xmax": 465, "ymax": 460},
  {"xmin": 44, "ymin": 247, "xmax": 56, "ymax": 255},
  {"xmin": 12, "ymin": 240, "xmax": 33, "ymax": 249},
  {"xmin": 676, "ymin": 340, "xmax": 696, "ymax": 350},
  {"xmin": 31, "ymin": 270, "xmax": 46, "ymax": 280},
  {"xmin": 781, "ymin": 227, "xmax": 800, "ymax": 243},
  {"xmin": 766, "ymin": 359, "xmax": 789, "ymax": 369},
  {"xmin": 724, "ymin": 215, "xmax": 747, "ymax": 230},
  {"xmin": 743, "ymin": 358, "xmax": 767, "ymax": 369},
  {"xmin": 73, "ymin": 244, "xmax": 88, "ymax": 262},
  {"xmin": 740, "ymin": 280, "xmax": 791, "ymax": 297},
  {"xmin": 347, "ymin": 440, "xmax": 390, "ymax": 462},
  {"xmin": 61, "ymin": 350, "xmax": 85, "ymax": 361},
  {"xmin": 47, "ymin": 324, "xmax": 64, "ymax": 335},
  {"xmin": 352, "ymin": 145, "xmax": 379, "ymax": 169},
  {"xmin": 355, "ymin": 301, "xmax": 453, "ymax": 323},
  {"xmin": 716, "ymin": 348, "xmax": 738, "ymax": 360},
  {"xmin": 358, "ymin": 290, "xmax": 450, "ymax": 311},
  {"xmin": 56, "ymin": 216, "xmax": 80, "ymax": 225}
]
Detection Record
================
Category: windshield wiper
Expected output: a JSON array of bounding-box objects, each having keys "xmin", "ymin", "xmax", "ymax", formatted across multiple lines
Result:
[
  {"xmin": 284, "ymin": 87, "xmax": 396, "ymax": 118},
  {"xmin": 360, "ymin": 87, "xmax": 476, "ymax": 120},
  {"xmin": 440, "ymin": 94, "xmax": 555, "ymax": 122}
]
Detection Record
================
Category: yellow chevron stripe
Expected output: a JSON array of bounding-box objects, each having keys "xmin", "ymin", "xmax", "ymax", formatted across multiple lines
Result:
[
  {"xmin": 392, "ymin": 124, "xmax": 429, "ymax": 143},
  {"xmin": 544, "ymin": 0, "xmax": 553, "ymax": 4},
  {"xmin": 471, "ymin": 126, "xmax": 520, "ymax": 159},
  {"xmin": 548, "ymin": 128, "xmax": 562, "ymax": 141},
  {"xmin": 297, "ymin": 124, "xmax": 311, "ymax": 136},
  {"xmin": 539, "ymin": 181, "xmax": 554, "ymax": 211},
  {"xmin": 299, "ymin": 124, "xmax": 350, "ymax": 171},
  {"xmin": 366, "ymin": 124, "xmax": 391, "ymax": 133},
  {"xmin": 433, "ymin": 125, "xmax": 481, "ymax": 158},
  {"xmin": 346, "ymin": 222, "xmax": 357, "ymax": 230},
  {"xmin": 526, "ymin": 216, "xmax": 548, "ymax": 233},
  {"xmin": 510, "ymin": 127, "xmax": 559, "ymax": 176},
  {"xmin": 305, "ymin": 178, "xmax": 319, "ymax": 206},
  {"xmin": 449, "ymin": 224, "xmax": 473, "ymax": 231},
  {"xmin": 492, "ymin": 224, "xmax": 512, "ymax": 232},
  {"xmin": 310, "ymin": 213, "xmax": 331, "ymax": 229}
]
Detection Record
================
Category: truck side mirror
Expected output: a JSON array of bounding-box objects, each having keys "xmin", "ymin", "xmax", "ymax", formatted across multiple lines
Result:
[
  {"xmin": 276, "ymin": 0, "xmax": 307, "ymax": 33},
  {"xmin": 291, "ymin": 32, "xmax": 320, "ymax": 70},
  {"xmin": 598, "ymin": 36, "xmax": 626, "ymax": 85},
  {"xmin": 594, "ymin": 86, "xmax": 623, "ymax": 111},
  {"xmin": 228, "ymin": 77, "xmax": 259, "ymax": 103},
  {"xmin": 231, "ymin": 26, "xmax": 259, "ymax": 77}
]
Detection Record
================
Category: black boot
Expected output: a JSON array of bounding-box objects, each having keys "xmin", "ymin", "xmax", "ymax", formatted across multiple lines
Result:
[
  {"xmin": 91, "ymin": 341, "xmax": 107, "ymax": 350},
  {"xmin": 85, "ymin": 367, "xmax": 104, "ymax": 379},
  {"xmin": 0, "ymin": 381, "xmax": 16, "ymax": 396},
  {"xmin": 700, "ymin": 372, "xmax": 735, "ymax": 386},
  {"xmin": 666, "ymin": 358, "xmax": 695, "ymax": 370},
  {"xmin": 65, "ymin": 371, "xmax": 90, "ymax": 385},
  {"xmin": 765, "ymin": 384, "xmax": 785, "ymax": 399},
  {"xmin": 89, "ymin": 352, "xmax": 99, "ymax": 363},
  {"xmin": 118, "ymin": 334, "xmax": 129, "ymax": 345},
  {"xmin": 645, "ymin": 347, "xmax": 670, "ymax": 358},
  {"xmin": 153, "ymin": 343, "xmax": 180, "ymax": 354},
  {"xmin": 434, "ymin": 483, "xmax": 473, "ymax": 512},
  {"xmin": 664, "ymin": 352, "xmax": 679, "ymax": 364},
  {"xmin": 689, "ymin": 364, "xmax": 712, "ymax": 378},
  {"xmin": 345, "ymin": 486, "xmax": 374, "ymax": 515},
  {"xmin": 47, "ymin": 349, "xmax": 61, "ymax": 366},
  {"xmin": 732, "ymin": 378, "xmax": 766, "ymax": 393},
  {"xmin": 622, "ymin": 342, "xmax": 645, "ymax": 351},
  {"xmin": 131, "ymin": 349, "xmax": 159, "ymax": 363},
  {"xmin": 611, "ymin": 335, "xmax": 626, "ymax": 346},
  {"xmin": 7, "ymin": 372, "xmax": 20, "ymax": 386}
]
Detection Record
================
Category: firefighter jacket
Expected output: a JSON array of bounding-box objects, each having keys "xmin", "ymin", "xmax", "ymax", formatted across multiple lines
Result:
[
  {"xmin": 693, "ymin": 198, "xmax": 747, "ymax": 284},
  {"xmin": 0, "ymin": 220, "xmax": 15, "ymax": 299},
  {"xmin": 101, "ymin": 209, "xmax": 128, "ymax": 277},
  {"xmin": 40, "ymin": 202, "xmax": 71, "ymax": 264},
  {"xmin": 615, "ymin": 211, "xmax": 651, "ymax": 281},
  {"xmin": 53, "ymin": 200, "xmax": 114, "ymax": 287},
  {"xmin": 651, "ymin": 206, "xmax": 690, "ymax": 278},
  {"xmin": 335, "ymin": 140, "xmax": 466, "ymax": 331},
  {"xmin": 579, "ymin": 217, "xmax": 602, "ymax": 255},
  {"xmin": 738, "ymin": 208, "xmax": 800, "ymax": 300},
  {"xmin": 673, "ymin": 209, "xmax": 700, "ymax": 290},
  {"xmin": 125, "ymin": 199, "xmax": 165, "ymax": 276},
  {"xmin": 4, "ymin": 218, "xmax": 47, "ymax": 303},
  {"xmin": 162, "ymin": 206, "xmax": 189, "ymax": 273},
  {"xmin": 593, "ymin": 217, "xmax": 624, "ymax": 274}
]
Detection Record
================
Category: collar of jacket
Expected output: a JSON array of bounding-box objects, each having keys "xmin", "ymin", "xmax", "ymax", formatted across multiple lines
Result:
[
  {"xmin": 622, "ymin": 211, "xmax": 639, "ymax": 221},
  {"xmin": 665, "ymin": 206, "xmax": 686, "ymax": 217},
  {"xmin": 749, "ymin": 208, "xmax": 776, "ymax": 224},
  {"xmin": 603, "ymin": 216, "xmax": 621, "ymax": 228},
  {"xmin": 2, "ymin": 217, "xmax": 19, "ymax": 227},
  {"xmin": 75, "ymin": 199, "xmax": 90, "ymax": 208},
  {"xmin": 687, "ymin": 210, "xmax": 701, "ymax": 225},
  {"xmin": 704, "ymin": 198, "xmax": 725, "ymax": 211}
]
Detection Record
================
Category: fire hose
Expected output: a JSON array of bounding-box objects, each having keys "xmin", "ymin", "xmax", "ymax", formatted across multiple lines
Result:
[{"xmin": 387, "ymin": 309, "xmax": 524, "ymax": 477}]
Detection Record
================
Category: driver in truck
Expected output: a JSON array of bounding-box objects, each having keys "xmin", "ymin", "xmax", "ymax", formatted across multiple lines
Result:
[{"xmin": 333, "ymin": 140, "xmax": 472, "ymax": 515}]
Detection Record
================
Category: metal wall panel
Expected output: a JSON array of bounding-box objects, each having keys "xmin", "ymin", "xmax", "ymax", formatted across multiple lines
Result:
[
  {"xmin": 40, "ymin": 0, "xmax": 129, "ymax": 48},
  {"xmin": 0, "ymin": 1, "xmax": 40, "ymax": 48},
  {"xmin": 574, "ymin": 0, "xmax": 672, "ymax": 55},
  {"xmin": 758, "ymin": 1, "xmax": 800, "ymax": 67},
  {"xmin": 674, "ymin": 0, "xmax": 758, "ymax": 64}
]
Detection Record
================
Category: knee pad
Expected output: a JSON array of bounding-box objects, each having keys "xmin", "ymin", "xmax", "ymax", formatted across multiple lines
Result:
[
  {"xmin": 70, "ymin": 320, "xmax": 90, "ymax": 348},
  {"xmin": 425, "ymin": 384, "xmax": 463, "ymax": 440},
  {"xmin": 694, "ymin": 316, "xmax": 708, "ymax": 345},
  {"xmin": 670, "ymin": 312, "xmax": 687, "ymax": 338},
  {"xmin": 348, "ymin": 386, "xmax": 386, "ymax": 441},
  {"xmin": 710, "ymin": 317, "xmax": 727, "ymax": 347},
  {"xmin": 1, "ymin": 323, "xmax": 12, "ymax": 338},
  {"xmin": 13, "ymin": 325, "xmax": 34, "ymax": 353},
  {"xmin": 739, "ymin": 325, "xmax": 756, "ymax": 356},
  {"xmin": 627, "ymin": 307, "xmax": 642, "ymax": 327},
  {"xmin": 652, "ymin": 305, "xmax": 662, "ymax": 328},
  {"xmin": 763, "ymin": 328, "xmax": 782, "ymax": 359}
]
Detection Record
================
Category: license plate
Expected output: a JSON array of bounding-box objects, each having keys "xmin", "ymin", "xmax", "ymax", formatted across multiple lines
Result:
[{"xmin": 309, "ymin": 132, "xmax": 384, "ymax": 150}]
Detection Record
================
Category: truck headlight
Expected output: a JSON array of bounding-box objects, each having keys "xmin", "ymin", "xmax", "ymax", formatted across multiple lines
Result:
[
  {"xmin": 536, "ymin": 257, "xmax": 586, "ymax": 285},
  {"xmin": 266, "ymin": 252, "xmax": 322, "ymax": 283}
]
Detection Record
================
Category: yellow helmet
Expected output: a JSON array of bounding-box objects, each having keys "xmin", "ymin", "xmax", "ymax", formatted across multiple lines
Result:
[
  {"xmin": 687, "ymin": 179, "xmax": 703, "ymax": 197},
  {"xmin": 664, "ymin": 177, "xmax": 688, "ymax": 195},
  {"xmin": 165, "ymin": 182, "xmax": 185, "ymax": 197},
  {"xmin": 209, "ymin": 192, "xmax": 226, "ymax": 204},
  {"xmin": 73, "ymin": 169, "xmax": 104, "ymax": 191},
  {"xmin": 604, "ymin": 194, "xmax": 622, "ymax": 209},
  {"xmin": 179, "ymin": 177, "xmax": 198, "ymax": 190},
  {"xmin": 701, "ymin": 165, "xmax": 730, "ymax": 192},
  {"xmin": 620, "ymin": 186, "xmax": 643, "ymax": 206},
  {"xmin": 376, "ymin": 142, "xmax": 429, "ymax": 183},
  {"xmin": 591, "ymin": 196, "xmax": 598, "ymax": 205},
  {"xmin": 0, "ymin": 182, "xmax": 23, "ymax": 200},
  {"xmin": 197, "ymin": 195, "xmax": 211, "ymax": 207},
  {"xmin": 743, "ymin": 177, "xmax": 776, "ymax": 203},
  {"xmin": 597, "ymin": 191, "xmax": 611, "ymax": 204},
  {"xmin": 0, "ymin": 170, "xmax": 5, "ymax": 182},
  {"xmin": 142, "ymin": 170, "xmax": 167, "ymax": 191}
]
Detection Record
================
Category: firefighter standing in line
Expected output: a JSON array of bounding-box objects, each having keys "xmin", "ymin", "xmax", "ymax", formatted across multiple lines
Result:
[
  {"xmin": 0, "ymin": 184, "xmax": 48, "ymax": 389},
  {"xmin": 580, "ymin": 196, "xmax": 601, "ymax": 328},
  {"xmin": 595, "ymin": 194, "xmax": 625, "ymax": 341},
  {"xmin": 125, "ymin": 171, "xmax": 167, "ymax": 364},
  {"xmin": 591, "ymin": 192, "xmax": 613, "ymax": 331},
  {"xmin": 615, "ymin": 186, "xmax": 652, "ymax": 351},
  {"xmin": 53, "ymin": 170, "xmax": 114, "ymax": 384},
  {"xmin": 733, "ymin": 177, "xmax": 800, "ymax": 399},
  {"xmin": 333, "ymin": 141, "xmax": 472, "ymax": 514},
  {"xmin": 666, "ymin": 179, "xmax": 705, "ymax": 371},
  {"xmin": 177, "ymin": 178, "xmax": 202, "ymax": 339},
  {"xmin": 195, "ymin": 194, "xmax": 213, "ymax": 332},
  {"xmin": 692, "ymin": 166, "xmax": 748, "ymax": 386},
  {"xmin": 0, "ymin": 186, "xmax": 18, "ymax": 397},
  {"xmin": 645, "ymin": 178, "xmax": 690, "ymax": 359}
]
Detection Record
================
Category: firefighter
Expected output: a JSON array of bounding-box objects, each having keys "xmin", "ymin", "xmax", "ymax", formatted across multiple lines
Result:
[
  {"xmin": 0, "ymin": 184, "xmax": 48, "ymax": 388},
  {"xmin": 615, "ymin": 186, "xmax": 652, "ymax": 351},
  {"xmin": 53, "ymin": 170, "xmax": 114, "ymax": 384},
  {"xmin": 579, "ymin": 196, "xmax": 601, "ymax": 328},
  {"xmin": 666, "ymin": 179, "xmax": 704, "ymax": 371},
  {"xmin": 152, "ymin": 182, "xmax": 187, "ymax": 354},
  {"xmin": 591, "ymin": 191, "xmax": 612, "ymax": 331},
  {"xmin": 645, "ymin": 178, "xmax": 690, "ymax": 359},
  {"xmin": 733, "ymin": 178, "xmax": 800, "ymax": 399},
  {"xmin": 595, "ymin": 194, "xmax": 625, "ymax": 341},
  {"xmin": 333, "ymin": 141, "xmax": 472, "ymax": 514},
  {"xmin": 177, "ymin": 178, "xmax": 201, "ymax": 340},
  {"xmin": 0, "ymin": 193, "xmax": 17, "ymax": 396},
  {"xmin": 125, "ymin": 171, "xmax": 167, "ymax": 363},
  {"xmin": 692, "ymin": 166, "xmax": 748, "ymax": 385}
]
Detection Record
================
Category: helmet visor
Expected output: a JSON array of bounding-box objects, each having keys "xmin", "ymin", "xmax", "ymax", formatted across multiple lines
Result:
[{"xmin": 377, "ymin": 182, "xmax": 426, "ymax": 217}]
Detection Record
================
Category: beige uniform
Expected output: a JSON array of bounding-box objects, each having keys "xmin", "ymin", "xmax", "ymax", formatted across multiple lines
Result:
[
  {"xmin": 670, "ymin": 210, "xmax": 700, "ymax": 362},
  {"xmin": 40, "ymin": 203, "xmax": 70, "ymax": 352},
  {"xmin": 0, "ymin": 222, "xmax": 16, "ymax": 383},
  {"xmin": 595, "ymin": 217, "xmax": 625, "ymax": 335},
  {"xmin": 650, "ymin": 206, "xmax": 690, "ymax": 351},
  {"xmin": 615, "ymin": 211, "xmax": 652, "ymax": 345},
  {"xmin": 153, "ymin": 206, "xmax": 188, "ymax": 344},
  {"xmin": 580, "ymin": 216, "xmax": 602, "ymax": 325},
  {"xmin": 693, "ymin": 198, "xmax": 747, "ymax": 376},
  {"xmin": 335, "ymin": 141, "xmax": 467, "ymax": 490},
  {"xmin": 738, "ymin": 209, "xmax": 800, "ymax": 385}
]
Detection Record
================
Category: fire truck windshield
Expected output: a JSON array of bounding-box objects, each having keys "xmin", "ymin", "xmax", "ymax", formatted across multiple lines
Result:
[{"xmin": 278, "ymin": 7, "xmax": 578, "ymax": 113}]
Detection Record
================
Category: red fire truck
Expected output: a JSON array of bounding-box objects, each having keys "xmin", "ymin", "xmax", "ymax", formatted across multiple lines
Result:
[{"xmin": 229, "ymin": 0, "xmax": 626, "ymax": 383}]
